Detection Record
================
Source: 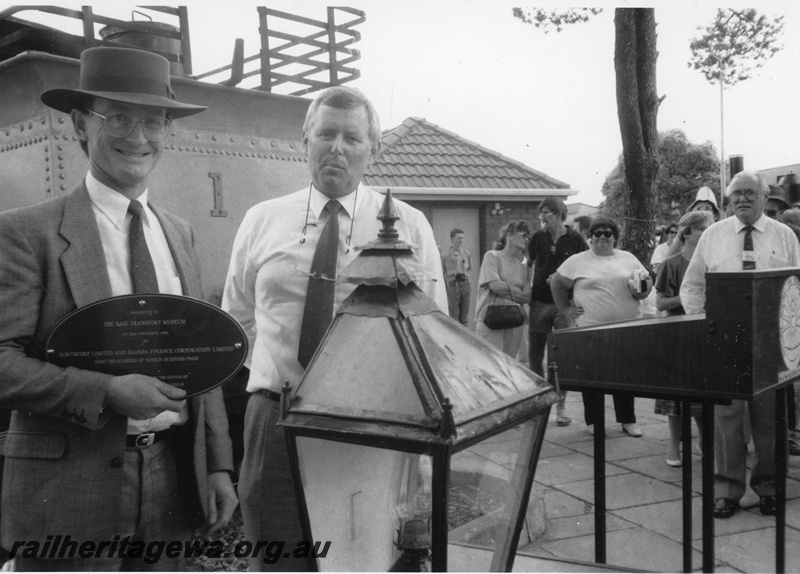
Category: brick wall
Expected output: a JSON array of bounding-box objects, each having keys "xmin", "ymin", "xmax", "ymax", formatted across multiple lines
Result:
[
  {"xmin": 482, "ymin": 200, "xmax": 542, "ymax": 253},
  {"xmin": 402, "ymin": 198, "xmax": 544, "ymax": 258}
]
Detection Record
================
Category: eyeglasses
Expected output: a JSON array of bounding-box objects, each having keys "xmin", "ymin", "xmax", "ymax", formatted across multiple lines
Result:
[
  {"xmin": 514, "ymin": 231, "xmax": 530, "ymax": 239},
  {"xmin": 539, "ymin": 211, "xmax": 553, "ymax": 219},
  {"xmin": 764, "ymin": 209, "xmax": 780, "ymax": 217},
  {"xmin": 88, "ymin": 110, "xmax": 171, "ymax": 142},
  {"xmin": 592, "ymin": 230, "xmax": 614, "ymax": 238},
  {"xmin": 729, "ymin": 189, "xmax": 761, "ymax": 202}
]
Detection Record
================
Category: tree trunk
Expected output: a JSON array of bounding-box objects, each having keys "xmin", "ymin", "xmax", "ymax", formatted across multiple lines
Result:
[{"xmin": 614, "ymin": 8, "xmax": 660, "ymax": 266}]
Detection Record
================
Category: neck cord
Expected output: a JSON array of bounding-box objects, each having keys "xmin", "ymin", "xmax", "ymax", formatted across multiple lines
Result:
[{"xmin": 299, "ymin": 183, "xmax": 358, "ymax": 254}]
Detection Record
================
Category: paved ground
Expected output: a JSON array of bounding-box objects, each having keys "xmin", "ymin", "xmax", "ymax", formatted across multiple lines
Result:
[{"xmin": 508, "ymin": 392, "xmax": 800, "ymax": 573}]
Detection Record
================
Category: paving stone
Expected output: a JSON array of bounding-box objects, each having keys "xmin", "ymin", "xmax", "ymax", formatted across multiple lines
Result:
[
  {"xmin": 612, "ymin": 496, "xmax": 775, "ymax": 543},
  {"xmin": 539, "ymin": 440, "xmax": 574, "ymax": 459},
  {"xmin": 508, "ymin": 392, "xmax": 800, "ymax": 572},
  {"xmin": 540, "ymin": 487, "xmax": 592, "ymax": 520},
  {"xmin": 557, "ymin": 472, "xmax": 684, "ymax": 510},
  {"xmin": 568, "ymin": 435, "xmax": 672, "ymax": 462},
  {"xmin": 713, "ymin": 526, "xmax": 800, "ymax": 573},
  {"xmin": 614, "ymin": 453, "xmax": 704, "ymax": 482},
  {"xmin": 534, "ymin": 452, "xmax": 627, "ymax": 487},
  {"xmin": 539, "ymin": 527, "xmax": 704, "ymax": 572},
  {"xmin": 536, "ymin": 512, "xmax": 634, "ymax": 543}
]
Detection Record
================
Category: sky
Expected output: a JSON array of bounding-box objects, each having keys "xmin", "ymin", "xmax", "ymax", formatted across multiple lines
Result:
[{"xmin": 14, "ymin": 1, "xmax": 800, "ymax": 206}]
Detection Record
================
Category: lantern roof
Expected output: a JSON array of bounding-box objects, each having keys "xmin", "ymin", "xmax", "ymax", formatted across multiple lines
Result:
[{"xmin": 281, "ymin": 192, "xmax": 559, "ymax": 452}]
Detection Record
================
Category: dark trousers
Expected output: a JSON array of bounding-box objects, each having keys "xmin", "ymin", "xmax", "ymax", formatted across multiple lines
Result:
[
  {"xmin": 582, "ymin": 393, "xmax": 636, "ymax": 426},
  {"xmin": 239, "ymin": 391, "xmax": 308, "ymax": 572},
  {"xmin": 445, "ymin": 282, "xmax": 470, "ymax": 326}
]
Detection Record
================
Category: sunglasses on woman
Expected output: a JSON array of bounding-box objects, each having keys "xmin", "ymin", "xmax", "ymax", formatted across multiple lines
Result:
[{"xmin": 592, "ymin": 230, "xmax": 614, "ymax": 238}]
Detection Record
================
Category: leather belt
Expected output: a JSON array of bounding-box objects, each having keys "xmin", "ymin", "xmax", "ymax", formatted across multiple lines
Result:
[
  {"xmin": 259, "ymin": 389, "xmax": 281, "ymax": 402},
  {"xmin": 126, "ymin": 429, "xmax": 170, "ymax": 448}
]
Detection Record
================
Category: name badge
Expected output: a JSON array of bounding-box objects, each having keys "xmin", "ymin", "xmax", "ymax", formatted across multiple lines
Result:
[{"xmin": 742, "ymin": 250, "xmax": 757, "ymax": 263}]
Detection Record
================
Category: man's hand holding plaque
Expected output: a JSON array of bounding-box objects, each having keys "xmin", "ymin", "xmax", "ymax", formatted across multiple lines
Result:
[{"xmin": 106, "ymin": 374, "xmax": 188, "ymax": 419}]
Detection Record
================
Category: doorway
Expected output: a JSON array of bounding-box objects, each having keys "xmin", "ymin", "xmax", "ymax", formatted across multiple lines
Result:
[{"xmin": 430, "ymin": 207, "xmax": 481, "ymax": 331}]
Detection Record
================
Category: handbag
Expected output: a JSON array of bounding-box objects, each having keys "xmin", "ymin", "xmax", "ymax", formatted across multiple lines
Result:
[{"xmin": 484, "ymin": 288, "xmax": 525, "ymax": 330}]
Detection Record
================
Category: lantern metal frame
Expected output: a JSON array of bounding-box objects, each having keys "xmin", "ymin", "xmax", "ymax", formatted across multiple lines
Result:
[
  {"xmin": 281, "ymin": 281, "xmax": 559, "ymax": 571},
  {"xmin": 280, "ymin": 191, "xmax": 560, "ymax": 571}
]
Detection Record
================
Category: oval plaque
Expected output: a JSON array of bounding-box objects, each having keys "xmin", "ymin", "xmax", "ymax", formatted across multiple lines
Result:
[{"xmin": 46, "ymin": 294, "xmax": 248, "ymax": 398}]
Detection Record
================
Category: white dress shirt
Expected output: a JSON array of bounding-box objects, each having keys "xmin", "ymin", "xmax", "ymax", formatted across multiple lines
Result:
[
  {"xmin": 222, "ymin": 183, "xmax": 448, "ymax": 394},
  {"xmin": 86, "ymin": 173, "xmax": 188, "ymax": 432},
  {"xmin": 680, "ymin": 214, "xmax": 800, "ymax": 314}
]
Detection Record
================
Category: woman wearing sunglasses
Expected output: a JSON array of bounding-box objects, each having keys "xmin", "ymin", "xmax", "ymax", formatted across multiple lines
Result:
[{"xmin": 550, "ymin": 217, "xmax": 652, "ymax": 437}]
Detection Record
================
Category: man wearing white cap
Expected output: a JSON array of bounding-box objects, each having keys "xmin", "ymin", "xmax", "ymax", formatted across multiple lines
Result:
[{"xmin": 688, "ymin": 185, "xmax": 721, "ymax": 220}]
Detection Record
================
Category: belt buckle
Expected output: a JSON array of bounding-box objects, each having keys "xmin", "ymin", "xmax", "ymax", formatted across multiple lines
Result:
[{"xmin": 134, "ymin": 432, "xmax": 155, "ymax": 448}]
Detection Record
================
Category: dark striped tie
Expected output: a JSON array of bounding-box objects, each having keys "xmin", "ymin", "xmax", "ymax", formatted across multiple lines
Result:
[
  {"xmin": 128, "ymin": 200, "xmax": 160, "ymax": 293},
  {"xmin": 742, "ymin": 225, "xmax": 756, "ymax": 270},
  {"xmin": 297, "ymin": 200, "xmax": 342, "ymax": 368}
]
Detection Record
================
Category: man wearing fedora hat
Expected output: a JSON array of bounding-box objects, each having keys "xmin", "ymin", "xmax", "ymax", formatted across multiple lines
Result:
[{"xmin": 0, "ymin": 47, "xmax": 236, "ymax": 570}]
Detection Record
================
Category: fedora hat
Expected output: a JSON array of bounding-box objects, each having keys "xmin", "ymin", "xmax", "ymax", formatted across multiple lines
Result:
[
  {"xmin": 767, "ymin": 185, "xmax": 790, "ymax": 212},
  {"xmin": 40, "ymin": 47, "xmax": 206, "ymax": 119}
]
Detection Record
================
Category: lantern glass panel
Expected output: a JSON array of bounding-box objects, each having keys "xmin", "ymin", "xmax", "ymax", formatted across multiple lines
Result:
[
  {"xmin": 448, "ymin": 418, "xmax": 543, "ymax": 571},
  {"xmin": 296, "ymin": 436, "xmax": 432, "ymax": 572},
  {"xmin": 409, "ymin": 313, "xmax": 550, "ymax": 420},
  {"xmin": 297, "ymin": 314, "xmax": 428, "ymax": 423}
]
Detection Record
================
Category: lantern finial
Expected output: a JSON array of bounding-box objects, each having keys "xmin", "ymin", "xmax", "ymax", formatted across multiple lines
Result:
[{"xmin": 377, "ymin": 189, "xmax": 401, "ymax": 242}]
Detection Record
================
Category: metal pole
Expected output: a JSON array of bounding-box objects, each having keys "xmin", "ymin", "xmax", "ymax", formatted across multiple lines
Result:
[
  {"xmin": 719, "ymin": 62, "xmax": 725, "ymax": 207},
  {"xmin": 714, "ymin": 42, "xmax": 730, "ymax": 211}
]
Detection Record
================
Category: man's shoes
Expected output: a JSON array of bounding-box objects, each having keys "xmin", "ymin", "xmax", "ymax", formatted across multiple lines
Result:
[
  {"xmin": 759, "ymin": 495, "xmax": 778, "ymax": 516},
  {"xmin": 621, "ymin": 423, "xmax": 643, "ymax": 437},
  {"xmin": 789, "ymin": 438, "xmax": 800, "ymax": 456},
  {"xmin": 713, "ymin": 498, "xmax": 739, "ymax": 519}
]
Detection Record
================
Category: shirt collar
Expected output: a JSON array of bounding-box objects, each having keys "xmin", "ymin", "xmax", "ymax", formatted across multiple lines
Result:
[
  {"xmin": 86, "ymin": 172, "xmax": 150, "ymax": 229},
  {"xmin": 309, "ymin": 183, "xmax": 360, "ymax": 220},
  {"xmin": 734, "ymin": 213, "xmax": 767, "ymax": 233}
]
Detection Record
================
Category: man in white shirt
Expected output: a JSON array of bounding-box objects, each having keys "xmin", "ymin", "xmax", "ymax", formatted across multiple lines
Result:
[
  {"xmin": 223, "ymin": 86, "xmax": 447, "ymax": 570},
  {"xmin": 681, "ymin": 170, "xmax": 800, "ymax": 519}
]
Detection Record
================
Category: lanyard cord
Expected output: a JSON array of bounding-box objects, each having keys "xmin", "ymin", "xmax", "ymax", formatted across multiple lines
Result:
[{"xmin": 299, "ymin": 183, "xmax": 358, "ymax": 254}]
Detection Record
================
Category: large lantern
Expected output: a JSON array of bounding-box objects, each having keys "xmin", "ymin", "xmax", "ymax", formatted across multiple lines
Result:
[{"xmin": 280, "ymin": 192, "xmax": 560, "ymax": 571}]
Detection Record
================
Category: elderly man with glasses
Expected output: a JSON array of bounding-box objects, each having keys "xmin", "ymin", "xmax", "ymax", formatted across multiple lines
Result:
[{"xmin": 681, "ymin": 170, "xmax": 800, "ymax": 519}]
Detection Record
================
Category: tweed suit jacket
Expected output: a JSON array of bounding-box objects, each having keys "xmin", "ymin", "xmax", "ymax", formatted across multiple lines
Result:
[{"xmin": 0, "ymin": 184, "xmax": 234, "ymax": 546}]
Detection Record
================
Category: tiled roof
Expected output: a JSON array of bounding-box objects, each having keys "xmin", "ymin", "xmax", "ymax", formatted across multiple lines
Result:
[{"xmin": 364, "ymin": 117, "xmax": 570, "ymax": 190}]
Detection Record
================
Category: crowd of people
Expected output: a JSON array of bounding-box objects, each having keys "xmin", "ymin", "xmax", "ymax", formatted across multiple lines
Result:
[{"xmin": 466, "ymin": 174, "xmax": 800, "ymax": 521}]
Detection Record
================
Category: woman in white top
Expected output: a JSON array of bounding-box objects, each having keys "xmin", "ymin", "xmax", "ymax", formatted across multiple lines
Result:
[
  {"xmin": 475, "ymin": 220, "xmax": 532, "ymax": 356},
  {"xmin": 550, "ymin": 217, "xmax": 652, "ymax": 437}
]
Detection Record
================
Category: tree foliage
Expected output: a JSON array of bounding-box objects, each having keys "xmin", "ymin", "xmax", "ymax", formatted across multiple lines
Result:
[
  {"xmin": 511, "ymin": 7, "xmax": 603, "ymax": 33},
  {"xmin": 601, "ymin": 129, "xmax": 720, "ymax": 231},
  {"xmin": 688, "ymin": 9, "xmax": 784, "ymax": 85}
]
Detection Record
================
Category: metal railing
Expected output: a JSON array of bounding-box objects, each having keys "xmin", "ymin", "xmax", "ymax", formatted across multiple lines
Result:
[
  {"xmin": 194, "ymin": 6, "xmax": 364, "ymax": 95},
  {"xmin": 0, "ymin": 6, "xmax": 192, "ymax": 73}
]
